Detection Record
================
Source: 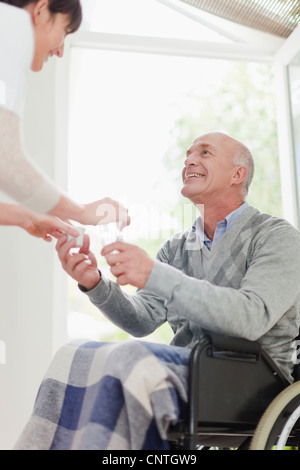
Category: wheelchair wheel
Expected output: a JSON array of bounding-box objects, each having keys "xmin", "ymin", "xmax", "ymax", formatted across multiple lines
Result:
[{"xmin": 250, "ymin": 381, "xmax": 300, "ymax": 450}]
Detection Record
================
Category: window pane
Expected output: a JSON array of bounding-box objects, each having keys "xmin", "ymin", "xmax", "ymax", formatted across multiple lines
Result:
[
  {"xmin": 67, "ymin": 47, "xmax": 279, "ymax": 342},
  {"xmin": 289, "ymin": 53, "xmax": 300, "ymax": 213},
  {"xmin": 80, "ymin": 0, "xmax": 232, "ymax": 42}
]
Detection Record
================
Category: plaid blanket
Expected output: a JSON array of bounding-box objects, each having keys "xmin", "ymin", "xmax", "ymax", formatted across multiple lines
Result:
[{"xmin": 15, "ymin": 340, "xmax": 190, "ymax": 450}]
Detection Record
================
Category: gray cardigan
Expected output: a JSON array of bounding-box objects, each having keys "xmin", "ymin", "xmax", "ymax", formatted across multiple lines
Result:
[{"xmin": 81, "ymin": 205, "xmax": 300, "ymax": 381}]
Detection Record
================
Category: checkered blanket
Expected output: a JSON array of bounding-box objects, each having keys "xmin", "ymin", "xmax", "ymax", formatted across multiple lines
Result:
[{"xmin": 15, "ymin": 340, "xmax": 190, "ymax": 450}]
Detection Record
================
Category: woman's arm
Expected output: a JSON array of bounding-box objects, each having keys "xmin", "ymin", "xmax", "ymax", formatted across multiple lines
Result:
[
  {"xmin": 48, "ymin": 195, "xmax": 130, "ymax": 228},
  {"xmin": 0, "ymin": 108, "xmax": 129, "ymax": 227},
  {"xmin": 0, "ymin": 202, "xmax": 80, "ymax": 241}
]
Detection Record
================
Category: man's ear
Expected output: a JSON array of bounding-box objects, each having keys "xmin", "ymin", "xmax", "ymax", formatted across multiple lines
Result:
[
  {"xmin": 31, "ymin": 0, "xmax": 50, "ymax": 26},
  {"xmin": 231, "ymin": 166, "xmax": 248, "ymax": 186}
]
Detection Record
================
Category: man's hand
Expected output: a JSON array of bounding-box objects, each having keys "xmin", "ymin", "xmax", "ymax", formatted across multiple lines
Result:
[
  {"xmin": 56, "ymin": 234, "xmax": 101, "ymax": 291},
  {"xmin": 101, "ymin": 242, "xmax": 154, "ymax": 289}
]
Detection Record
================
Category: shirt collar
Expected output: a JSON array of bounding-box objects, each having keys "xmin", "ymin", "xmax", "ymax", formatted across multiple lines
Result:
[
  {"xmin": 224, "ymin": 201, "xmax": 248, "ymax": 229},
  {"xmin": 192, "ymin": 201, "xmax": 248, "ymax": 241}
]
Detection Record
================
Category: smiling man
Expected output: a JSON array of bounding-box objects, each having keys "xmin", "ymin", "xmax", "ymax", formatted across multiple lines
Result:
[
  {"xmin": 181, "ymin": 132, "xmax": 252, "ymax": 241},
  {"xmin": 16, "ymin": 132, "xmax": 300, "ymax": 450}
]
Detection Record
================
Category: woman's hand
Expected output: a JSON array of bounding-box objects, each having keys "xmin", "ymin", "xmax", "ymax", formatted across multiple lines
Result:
[
  {"xmin": 48, "ymin": 196, "xmax": 130, "ymax": 229},
  {"xmin": 80, "ymin": 197, "xmax": 130, "ymax": 228},
  {"xmin": 23, "ymin": 211, "xmax": 79, "ymax": 242},
  {"xmin": 0, "ymin": 202, "xmax": 79, "ymax": 241}
]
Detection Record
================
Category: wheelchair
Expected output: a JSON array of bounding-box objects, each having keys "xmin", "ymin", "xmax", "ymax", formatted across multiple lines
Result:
[{"xmin": 168, "ymin": 331, "xmax": 300, "ymax": 450}]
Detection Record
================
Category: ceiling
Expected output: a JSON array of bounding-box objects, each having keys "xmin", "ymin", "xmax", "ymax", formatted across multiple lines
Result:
[{"xmin": 180, "ymin": 0, "xmax": 300, "ymax": 38}]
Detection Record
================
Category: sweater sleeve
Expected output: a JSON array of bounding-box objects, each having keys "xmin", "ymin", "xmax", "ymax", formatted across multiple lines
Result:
[
  {"xmin": 0, "ymin": 108, "xmax": 61, "ymax": 213},
  {"xmin": 80, "ymin": 272, "xmax": 167, "ymax": 338},
  {"xmin": 144, "ymin": 224, "xmax": 300, "ymax": 341},
  {"xmin": 0, "ymin": 5, "xmax": 61, "ymax": 213}
]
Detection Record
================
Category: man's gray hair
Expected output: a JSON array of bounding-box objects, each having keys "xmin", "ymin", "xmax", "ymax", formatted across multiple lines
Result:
[{"xmin": 233, "ymin": 143, "xmax": 255, "ymax": 197}]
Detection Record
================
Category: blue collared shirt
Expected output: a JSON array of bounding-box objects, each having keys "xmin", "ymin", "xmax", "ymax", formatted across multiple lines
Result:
[{"xmin": 192, "ymin": 202, "xmax": 248, "ymax": 250}]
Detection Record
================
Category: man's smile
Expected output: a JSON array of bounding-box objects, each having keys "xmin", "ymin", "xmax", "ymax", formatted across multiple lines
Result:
[
  {"xmin": 185, "ymin": 173, "xmax": 204, "ymax": 179},
  {"xmin": 183, "ymin": 171, "xmax": 206, "ymax": 183}
]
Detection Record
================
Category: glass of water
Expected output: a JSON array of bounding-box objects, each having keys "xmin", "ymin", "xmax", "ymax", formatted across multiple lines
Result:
[{"xmin": 98, "ymin": 221, "xmax": 123, "ymax": 250}]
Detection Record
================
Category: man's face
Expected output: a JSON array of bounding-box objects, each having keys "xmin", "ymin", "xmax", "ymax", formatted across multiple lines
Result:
[{"xmin": 181, "ymin": 133, "xmax": 239, "ymax": 206}]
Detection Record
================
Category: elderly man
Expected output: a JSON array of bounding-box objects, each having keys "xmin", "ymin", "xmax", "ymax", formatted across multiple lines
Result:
[{"xmin": 16, "ymin": 132, "xmax": 300, "ymax": 450}]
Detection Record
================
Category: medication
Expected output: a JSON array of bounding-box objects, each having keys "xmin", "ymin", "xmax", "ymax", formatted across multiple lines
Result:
[{"xmin": 67, "ymin": 226, "xmax": 85, "ymax": 247}]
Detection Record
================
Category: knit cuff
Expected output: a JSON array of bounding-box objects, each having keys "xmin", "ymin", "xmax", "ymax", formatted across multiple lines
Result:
[{"xmin": 78, "ymin": 272, "xmax": 111, "ymax": 305}]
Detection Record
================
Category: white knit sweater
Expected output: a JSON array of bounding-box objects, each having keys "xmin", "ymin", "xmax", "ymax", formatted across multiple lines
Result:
[{"xmin": 0, "ymin": 3, "xmax": 60, "ymax": 213}]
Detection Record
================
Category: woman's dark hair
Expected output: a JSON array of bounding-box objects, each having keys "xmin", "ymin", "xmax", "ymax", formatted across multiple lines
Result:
[{"xmin": 0, "ymin": 0, "xmax": 82, "ymax": 33}]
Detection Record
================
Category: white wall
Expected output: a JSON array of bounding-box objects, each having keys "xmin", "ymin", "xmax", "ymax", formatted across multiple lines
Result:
[{"xmin": 0, "ymin": 60, "xmax": 68, "ymax": 450}]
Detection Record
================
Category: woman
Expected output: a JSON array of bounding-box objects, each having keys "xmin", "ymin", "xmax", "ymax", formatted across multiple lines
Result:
[{"xmin": 0, "ymin": 0, "xmax": 129, "ymax": 235}]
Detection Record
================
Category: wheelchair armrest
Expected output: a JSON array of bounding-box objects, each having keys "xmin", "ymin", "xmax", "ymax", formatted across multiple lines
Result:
[
  {"xmin": 186, "ymin": 331, "xmax": 290, "ymax": 433},
  {"xmin": 201, "ymin": 331, "xmax": 291, "ymax": 382},
  {"xmin": 202, "ymin": 330, "xmax": 261, "ymax": 360}
]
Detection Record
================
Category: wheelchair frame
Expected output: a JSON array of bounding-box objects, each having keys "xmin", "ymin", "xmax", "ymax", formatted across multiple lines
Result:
[{"xmin": 168, "ymin": 332, "xmax": 300, "ymax": 450}]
